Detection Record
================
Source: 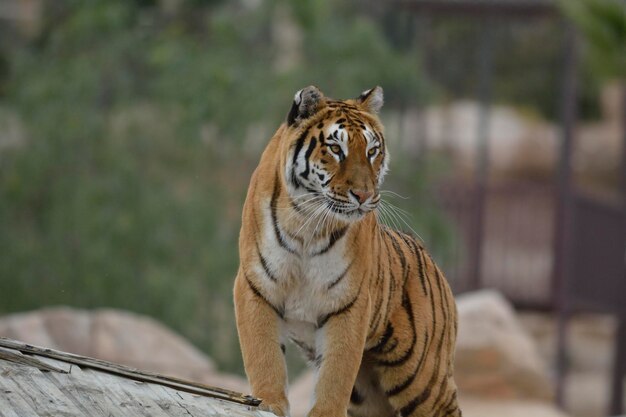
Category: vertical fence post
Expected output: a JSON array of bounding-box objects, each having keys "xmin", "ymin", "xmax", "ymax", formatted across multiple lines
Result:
[
  {"xmin": 609, "ymin": 81, "xmax": 626, "ymax": 417},
  {"xmin": 554, "ymin": 22, "xmax": 579, "ymax": 409},
  {"xmin": 467, "ymin": 20, "xmax": 494, "ymax": 291}
]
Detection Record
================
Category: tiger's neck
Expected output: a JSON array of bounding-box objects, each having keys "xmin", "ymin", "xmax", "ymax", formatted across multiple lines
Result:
[{"xmin": 264, "ymin": 170, "xmax": 375, "ymax": 257}]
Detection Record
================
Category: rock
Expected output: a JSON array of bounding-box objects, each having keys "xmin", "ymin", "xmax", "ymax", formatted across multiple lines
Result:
[
  {"xmin": 520, "ymin": 312, "xmax": 621, "ymax": 417},
  {"xmin": 459, "ymin": 396, "xmax": 570, "ymax": 417},
  {"xmin": 455, "ymin": 290, "xmax": 553, "ymax": 400},
  {"xmin": 0, "ymin": 307, "xmax": 249, "ymax": 393},
  {"xmin": 520, "ymin": 312, "xmax": 618, "ymax": 373}
]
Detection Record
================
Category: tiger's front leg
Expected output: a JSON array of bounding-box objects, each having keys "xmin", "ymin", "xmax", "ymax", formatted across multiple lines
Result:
[
  {"xmin": 234, "ymin": 271, "xmax": 290, "ymax": 416},
  {"xmin": 308, "ymin": 288, "xmax": 370, "ymax": 417}
]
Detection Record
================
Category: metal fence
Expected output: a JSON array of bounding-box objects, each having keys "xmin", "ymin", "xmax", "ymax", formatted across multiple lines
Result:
[
  {"xmin": 435, "ymin": 180, "xmax": 556, "ymax": 308},
  {"xmin": 397, "ymin": 0, "xmax": 625, "ymax": 413}
]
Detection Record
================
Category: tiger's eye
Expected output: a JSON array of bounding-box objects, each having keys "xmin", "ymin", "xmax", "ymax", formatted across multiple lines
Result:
[
  {"xmin": 330, "ymin": 145, "xmax": 342, "ymax": 154},
  {"xmin": 368, "ymin": 147, "xmax": 378, "ymax": 157}
]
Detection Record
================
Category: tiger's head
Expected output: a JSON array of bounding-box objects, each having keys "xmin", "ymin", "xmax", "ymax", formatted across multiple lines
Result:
[{"xmin": 282, "ymin": 86, "xmax": 389, "ymax": 223}]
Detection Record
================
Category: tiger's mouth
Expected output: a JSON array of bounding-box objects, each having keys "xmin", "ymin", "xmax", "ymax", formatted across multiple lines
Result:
[{"xmin": 325, "ymin": 195, "xmax": 379, "ymax": 220}]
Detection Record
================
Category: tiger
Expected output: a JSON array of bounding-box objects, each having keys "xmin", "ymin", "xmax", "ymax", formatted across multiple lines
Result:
[{"xmin": 233, "ymin": 86, "xmax": 461, "ymax": 417}]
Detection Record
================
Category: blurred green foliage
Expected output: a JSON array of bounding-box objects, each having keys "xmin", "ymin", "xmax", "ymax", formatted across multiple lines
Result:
[
  {"xmin": 560, "ymin": 0, "xmax": 626, "ymax": 78},
  {"xmin": 0, "ymin": 0, "xmax": 448, "ymax": 374}
]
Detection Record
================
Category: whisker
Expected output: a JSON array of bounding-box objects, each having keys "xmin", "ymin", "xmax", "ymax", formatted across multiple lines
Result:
[
  {"xmin": 294, "ymin": 201, "xmax": 327, "ymax": 239},
  {"xmin": 379, "ymin": 202, "xmax": 400, "ymax": 232},
  {"xmin": 381, "ymin": 199, "xmax": 425, "ymax": 243},
  {"xmin": 274, "ymin": 191, "xmax": 320, "ymax": 199},
  {"xmin": 309, "ymin": 202, "xmax": 332, "ymax": 248},
  {"xmin": 380, "ymin": 190, "xmax": 410, "ymax": 200},
  {"xmin": 274, "ymin": 196, "xmax": 325, "ymax": 211},
  {"xmin": 282, "ymin": 198, "xmax": 325, "ymax": 225}
]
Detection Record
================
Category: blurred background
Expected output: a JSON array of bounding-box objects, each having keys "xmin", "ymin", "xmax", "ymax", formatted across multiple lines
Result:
[{"xmin": 0, "ymin": 0, "xmax": 624, "ymax": 416}]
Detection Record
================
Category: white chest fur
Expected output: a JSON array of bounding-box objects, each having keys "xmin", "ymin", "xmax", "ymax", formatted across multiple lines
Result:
[{"xmin": 256, "ymin": 201, "xmax": 353, "ymax": 348}]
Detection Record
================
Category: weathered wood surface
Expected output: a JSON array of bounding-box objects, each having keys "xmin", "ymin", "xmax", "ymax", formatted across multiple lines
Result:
[{"xmin": 0, "ymin": 337, "xmax": 272, "ymax": 417}]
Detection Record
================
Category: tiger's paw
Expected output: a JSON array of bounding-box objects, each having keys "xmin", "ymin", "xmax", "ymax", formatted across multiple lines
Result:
[
  {"xmin": 258, "ymin": 400, "xmax": 290, "ymax": 417},
  {"xmin": 306, "ymin": 406, "xmax": 346, "ymax": 417}
]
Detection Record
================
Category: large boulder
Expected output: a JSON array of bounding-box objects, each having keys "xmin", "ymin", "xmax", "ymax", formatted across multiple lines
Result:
[
  {"xmin": 0, "ymin": 307, "xmax": 248, "ymax": 392},
  {"xmin": 455, "ymin": 290, "xmax": 553, "ymax": 400},
  {"xmin": 459, "ymin": 397, "xmax": 569, "ymax": 417}
]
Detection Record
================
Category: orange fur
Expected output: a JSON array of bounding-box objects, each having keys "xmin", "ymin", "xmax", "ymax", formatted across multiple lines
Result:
[{"xmin": 234, "ymin": 86, "xmax": 461, "ymax": 417}]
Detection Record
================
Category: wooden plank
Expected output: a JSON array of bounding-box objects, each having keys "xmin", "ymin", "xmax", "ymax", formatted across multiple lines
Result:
[
  {"xmin": 37, "ymin": 357, "xmax": 129, "ymax": 417},
  {"xmin": 35, "ymin": 353, "xmax": 209, "ymax": 417},
  {"xmin": 0, "ymin": 347, "xmax": 69, "ymax": 374},
  {"xmin": 88, "ymin": 367, "xmax": 173, "ymax": 417},
  {"xmin": 4, "ymin": 348, "xmax": 266, "ymax": 417},
  {"xmin": 0, "ymin": 361, "xmax": 80, "ymax": 416},
  {"xmin": 0, "ymin": 338, "xmax": 260, "ymax": 407},
  {"xmin": 0, "ymin": 375, "xmax": 35, "ymax": 417},
  {"xmin": 141, "ymin": 383, "xmax": 220, "ymax": 417},
  {"xmin": 209, "ymin": 396, "xmax": 261, "ymax": 417},
  {"xmin": 30, "ymin": 354, "xmax": 75, "ymax": 375}
]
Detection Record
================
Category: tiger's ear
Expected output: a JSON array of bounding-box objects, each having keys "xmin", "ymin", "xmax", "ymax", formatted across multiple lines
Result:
[
  {"xmin": 287, "ymin": 86, "xmax": 324, "ymax": 127},
  {"xmin": 357, "ymin": 86, "xmax": 384, "ymax": 114}
]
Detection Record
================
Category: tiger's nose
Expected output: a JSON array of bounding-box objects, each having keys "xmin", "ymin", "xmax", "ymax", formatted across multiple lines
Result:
[{"xmin": 350, "ymin": 189, "xmax": 373, "ymax": 204}]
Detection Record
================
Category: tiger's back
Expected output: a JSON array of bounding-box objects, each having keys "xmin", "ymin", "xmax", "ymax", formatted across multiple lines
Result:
[{"xmin": 234, "ymin": 86, "xmax": 461, "ymax": 417}]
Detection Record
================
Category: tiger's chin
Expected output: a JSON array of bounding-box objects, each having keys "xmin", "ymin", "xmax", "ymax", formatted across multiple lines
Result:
[{"xmin": 328, "ymin": 205, "xmax": 376, "ymax": 224}]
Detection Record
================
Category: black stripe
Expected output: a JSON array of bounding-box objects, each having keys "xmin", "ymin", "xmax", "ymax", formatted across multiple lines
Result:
[
  {"xmin": 257, "ymin": 243, "xmax": 277, "ymax": 282},
  {"xmin": 290, "ymin": 128, "xmax": 311, "ymax": 187},
  {"xmin": 372, "ymin": 232, "xmax": 396, "ymax": 334},
  {"xmin": 290, "ymin": 338, "xmax": 315, "ymax": 361},
  {"xmin": 426, "ymin": 255, "xmax": 437, "ymax": 344},
  {"xmin": 432, "ymin": 384, "xmax": 456, "ymax": 417},
  {"xmin": 400, "ymin": 392, "xmax": 424, "ymax": 417},
  {"xmin": 280, "ymin": 344, "xmax": 286, "ymax": 354},
  {"xmin": 292, "ymin": 129, "xmax": 310, "ymax": 165},
  {"xmin": 435, "ymin": 392, "xmax": 457, "ymax": 417},
  {"xmin": 429, "ymin": 373, "xmax": 450, "ymax": 417},
  {"xmin": 300, "ymin": 135, "xmax": 318, "ymax": 180},
  {"xmin": 350, "ymin": 387, "xmax": 364, "ymax": 405},
  {"xmin": 368, "ymin": 323, "xmax": 394, "ymax": 354},
  {"xmin": 376, "ymin": 293, "xmax": 416, "ymax": 367},
  {"xmin": 396, "ymin": 231, "xmax": 425, "ymax": 293},
  {"xmin": 399, "ymin": 263, "xmax": 451, "ymax": 416},
  {"xmin": 314, "ymin": 226, "xmax": 348, "ymax": 256},
  {"xmin": 387, "ymin": 231, "xmax": 409, "ymax": 287},
  {"xmin": 327, "ymin": 262, "xmax": 352, "ymax": 290},
  {"xmin": 316, "ymin": 281, "xmax": 362, "ymax": 328},
  {"xmin": 415, "ymin": 246, "xmax": 428, "ymax": 295},
  {"xmin": 367, "ymin": 249, "xmax": 387, "ymax": 338},
  {"xmin": 399, "ymin": 366, "xmax": 447, "ymax": 417},
  {"xmin": 385, "ymin": 332, "xmax": 430, "ymax": 397},
  {"xmin": 433, "ymin": 264, "xmax": 451, "ymax": 317},
  {"xmin": 381, "ymin": 338, "xmax": 399, "ymax": 354},
  {"xmin": 270, "ymin": 174, "xmax": 297, "ymax": 255},
  {"xmin": 244, "ymin": 274, "xmax": 284, "ymax": 319},
  {"xmin": 386, "ymin": 369, "xmax": 416, "ymax": 398}
]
